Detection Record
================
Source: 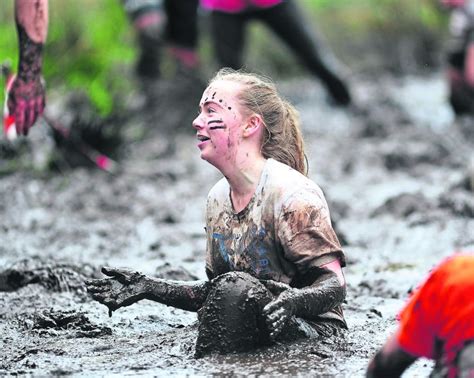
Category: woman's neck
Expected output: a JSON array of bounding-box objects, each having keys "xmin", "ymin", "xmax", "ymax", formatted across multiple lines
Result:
[{"xmin": 223, "ymin": 154, "xmax": 266, "ymax": 213}]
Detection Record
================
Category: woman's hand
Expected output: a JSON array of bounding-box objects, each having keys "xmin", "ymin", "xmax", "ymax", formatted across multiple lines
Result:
[
  {"xmin": 7, "ymin": 74, "xmax": 46, "ymax": 135},
  {"xmin": 262, "ymin": 262, "xmax": 346, "ymax": 341},
  {"xmin": 260, "ymin": 279, "xmax": 291, "ymax": 295},
  {"xmin": 85, "ymin": 267, "xmax": 148, "ymax": 316},
  {"xmin": 262, "ymin": 290, "xmax": 296, "ymax": 340}
]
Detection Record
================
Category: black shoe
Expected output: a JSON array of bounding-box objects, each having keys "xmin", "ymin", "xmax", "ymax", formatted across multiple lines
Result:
[
  {"xmin": 325, "ymin": 75, "xmax": 352, "ymax": 107},
  {"xmin": 136, "ymin": 31, "xmax": 162, "ymax": 79},
  {"xmin": 136, "ymin": 52, "xmax": 160, "ymax": 79}
]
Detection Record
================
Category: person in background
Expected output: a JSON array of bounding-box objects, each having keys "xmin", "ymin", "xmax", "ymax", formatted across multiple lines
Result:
[
  {"xmin": 86, "ymin": 68, "xmax": 347, "ymax": 357},
  {"xmin": 200, "ymin": 0, "xmax": 352, "ymax": 106},
  {"xmin": 367, "ymin": 253, "xmax": 474, "ymax": 378},
  {"xmin": 122, "ymin": 0, "xmax": 199, "ymax": 80},
  {"xmin": 6, "ymin": 0, "xmax": 48, "ymax": 136},
  {"xmin": 442, "ymin": 0, "xmax": 474, "ymax": 115}
]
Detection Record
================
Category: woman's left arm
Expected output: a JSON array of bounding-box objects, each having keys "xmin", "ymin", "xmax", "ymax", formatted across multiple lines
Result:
[{"xmin": 262, "ymin": 259, "xmax": 346, "ymax": 340}]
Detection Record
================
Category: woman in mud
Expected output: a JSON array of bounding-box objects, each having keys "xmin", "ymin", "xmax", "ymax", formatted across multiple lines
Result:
[{"xmin": 86, "ymin": 68, "xmax": 347, "ymax": 357}]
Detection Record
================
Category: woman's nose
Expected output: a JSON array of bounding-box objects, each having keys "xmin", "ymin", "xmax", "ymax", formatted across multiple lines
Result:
[{"xmin": 192, "ymin": 115, "xmax": 204, "ymax": 130}]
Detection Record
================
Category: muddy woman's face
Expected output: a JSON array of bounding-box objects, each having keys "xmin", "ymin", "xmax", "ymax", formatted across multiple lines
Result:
[{"xmin": 192, "ymin": 80, "xmax": 247, "ymax": 169}]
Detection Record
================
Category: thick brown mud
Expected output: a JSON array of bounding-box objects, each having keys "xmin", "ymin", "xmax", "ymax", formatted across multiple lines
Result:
[{"xmin": 1, "ymin": 72, "xmax": 473, "ymax": 376}]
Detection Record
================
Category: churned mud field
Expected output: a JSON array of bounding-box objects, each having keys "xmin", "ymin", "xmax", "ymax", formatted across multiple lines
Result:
[{"xmin": 1, "ymin": 73, "xmax": 473, "ymax": 376}]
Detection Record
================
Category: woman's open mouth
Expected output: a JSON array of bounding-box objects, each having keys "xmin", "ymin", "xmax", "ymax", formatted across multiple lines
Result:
[
  {"xmin": 197, "ymin": 134, "xmax": 210, "ymax": 149},
  {"xmin": 197, "ymin": 134, "xmax": 210, "ymax": 142}
]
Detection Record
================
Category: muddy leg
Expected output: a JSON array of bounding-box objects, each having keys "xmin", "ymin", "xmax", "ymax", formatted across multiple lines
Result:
[{"xmin": 123, "ymin": 0, "xmax": 166, "ymax": 79}]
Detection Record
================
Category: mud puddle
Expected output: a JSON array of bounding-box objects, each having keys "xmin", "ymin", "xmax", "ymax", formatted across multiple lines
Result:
[{"xmin": 1, "ymin": 72, "xmax": 473, "ymax": 376}]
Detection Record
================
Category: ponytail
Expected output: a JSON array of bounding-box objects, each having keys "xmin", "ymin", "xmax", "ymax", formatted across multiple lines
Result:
[{"xmin": 261, "ymin": 100, "xmax": 306, "ymax": 175}]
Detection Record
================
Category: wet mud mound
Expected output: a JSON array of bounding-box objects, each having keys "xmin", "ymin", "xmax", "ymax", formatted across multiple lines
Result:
[
  {"xmin": 356, "ymin": 94, "xmax": 411, "ymax": 138},
  {"xmin": 371, "ymin": 192, "xmax": 434, "ymax": 219},
  {"xmin": 381, "ymin": 139, "xmax": 452, "ymax": 171},
  {"xmin": 439, "ymin": 189, "xmax": 474, "ymax": 218},
  {"xmin": 155, "ymin": 263, "xmax": 199, "ymax": 281},
  {"xmin": 371, "ymin": 184, "xmax": 474, "ymax": 223},
  {"xmin": 196, "ymin": 272, "xmax": 273, "ymax": 358},
  {"xmin": 0, "ymin": 258, "xmax": 96, "ymax": 296},
  {"xmin": 26, "ymin": 309, "xmax": 112, "ymax": 338}
]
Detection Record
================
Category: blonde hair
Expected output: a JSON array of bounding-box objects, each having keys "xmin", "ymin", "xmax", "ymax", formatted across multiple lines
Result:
[{"xmin": 209, "ymin": 68, "xmax": 307, "ymax": 176}]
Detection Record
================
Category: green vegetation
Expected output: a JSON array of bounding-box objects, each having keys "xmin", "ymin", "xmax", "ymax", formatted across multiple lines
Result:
[
  {"xmin": 0, "ymin": 0, "xmax": 449, "ymax": 116},
  {"xmin": 0, "ymin": 0, "xmax": 135, "ymax": 116}
]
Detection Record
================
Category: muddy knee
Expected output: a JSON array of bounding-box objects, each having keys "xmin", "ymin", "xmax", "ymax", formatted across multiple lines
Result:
[{"xmin": 195, "ymin": 272, "xmax": 273, "ymax": 357}]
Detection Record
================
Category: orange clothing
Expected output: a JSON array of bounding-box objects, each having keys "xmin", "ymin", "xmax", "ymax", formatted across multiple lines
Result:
[{"xmin": 397, "ymin": 253, "xmax": 474, "ymax": 377}]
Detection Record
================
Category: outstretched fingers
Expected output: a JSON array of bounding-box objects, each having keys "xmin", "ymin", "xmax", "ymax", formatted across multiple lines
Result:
[
  {"xmin": 262, "ymin": 299, "xmax": 279, "ymax": 316},
  {"xmin": 263, "ymin": 301, "xmax": 290, "ymax": 340},
  {"xmin": 89, "ymin": 288, "xmax": 119, "ymax": 309},
  {"xmin": 101, "ymin": 266, "xmax": 134, "ymax": 284},
  {"xmin": 268, "ymin": 308, "xmax": 289, "ymax": 339},
  {"xmin": 85, "ymin": 279, "xmax": 111, "ymax": 293},
  {"xmin": 260, "ymin": 279, "xmax": 291, "ymax": 296},
  {"xmin": 90, "ymin": 292, "xmax": 106, "ymax": 302}
]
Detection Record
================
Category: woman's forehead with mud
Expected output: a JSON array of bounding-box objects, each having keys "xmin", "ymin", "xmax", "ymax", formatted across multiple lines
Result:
[{"xmin": 200, "ymin": 80, "xmax": 245, "ymax": 116}]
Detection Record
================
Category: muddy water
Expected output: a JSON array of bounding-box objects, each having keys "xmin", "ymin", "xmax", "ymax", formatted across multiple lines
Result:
[{"xmin": 1, "ymin": 73, "xmax": 473, "ymax": 376}]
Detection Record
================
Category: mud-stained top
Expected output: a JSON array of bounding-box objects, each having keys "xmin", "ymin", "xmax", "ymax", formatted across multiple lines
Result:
[{"xmin": 205, "ymin": 158, "xmax": 345, "ymax": 321}]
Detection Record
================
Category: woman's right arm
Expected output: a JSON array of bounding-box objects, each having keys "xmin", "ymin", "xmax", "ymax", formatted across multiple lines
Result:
[{"xmin": 86, "ymin": 267, "xmax": 210, "ymax": 315}]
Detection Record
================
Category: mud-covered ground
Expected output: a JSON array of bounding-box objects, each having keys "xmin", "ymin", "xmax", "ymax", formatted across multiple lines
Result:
[{"xmin": 1, "ymin": 71, "xmax": 473, "ymax": 377}]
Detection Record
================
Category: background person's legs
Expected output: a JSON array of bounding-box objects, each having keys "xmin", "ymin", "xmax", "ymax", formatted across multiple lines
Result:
[
  {"xmin": 165, "ymin": 0, "xmax": 200, "ymax": 72},
  {"xmin": 210, "ymin": 11, "xmax": 247, "ymax": 70},
  {"xmin": 258, "ymin": 1, "xmax": 351, "ymax": 106},
  {"xmin": 123, "ymin": 0, "xmax": 166, "ymax": 79}
]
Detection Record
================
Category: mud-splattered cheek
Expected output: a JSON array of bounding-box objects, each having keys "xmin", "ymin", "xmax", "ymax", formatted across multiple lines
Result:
[
  {"xmin": 208, "ymin": 120, "xmax": 227, "ymax": 135},
  {"xmin": 207, "ymin": 120, "xmax": 228, "ymax": 150},
  {"xmin": 225, "ymin": 131, "xmax": 242, "ymax": 162}
]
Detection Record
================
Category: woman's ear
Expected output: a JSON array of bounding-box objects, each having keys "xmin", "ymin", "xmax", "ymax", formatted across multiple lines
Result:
[{"xmin": 243, "ymin": 114, "xmax": 263, "ymax": 138}]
